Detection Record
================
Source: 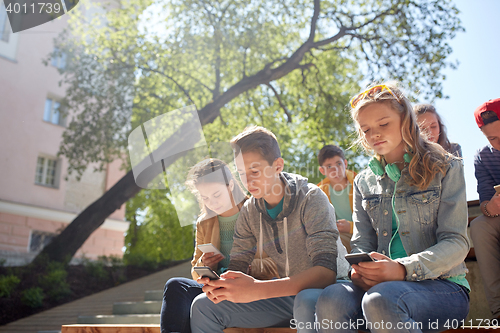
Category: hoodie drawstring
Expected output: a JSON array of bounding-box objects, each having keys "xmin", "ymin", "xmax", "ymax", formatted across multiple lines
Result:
[
  {"xmin": 284, "ymin": 216, "xmax": 289, "ymax": 277},
  {"xmin": 259, "ymin": 212, "xmax": 263, "ymax": 272}
]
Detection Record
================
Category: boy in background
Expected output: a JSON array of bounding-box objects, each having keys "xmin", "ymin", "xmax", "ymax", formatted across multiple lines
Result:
[{"xmin": 317, "ymin": 145, "xmax": 357, "ymax": 253}]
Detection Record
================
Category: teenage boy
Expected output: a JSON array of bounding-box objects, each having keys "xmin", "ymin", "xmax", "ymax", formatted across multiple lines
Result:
[
  {"xmin": 470, "ymin": 98, "xmax": 500, "ymax": 318},
  {"xmin": 317, "ymin": 145, "xmax": 357, "ymax": 253},
  {"xmin": 190, "ymin": 126, "xmax": 349, "ymax": 333}
]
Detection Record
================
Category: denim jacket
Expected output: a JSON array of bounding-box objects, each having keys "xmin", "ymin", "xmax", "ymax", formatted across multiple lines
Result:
[{"xmin": 351, "ymin": 159, "xmax": 469, "ymax": 282}]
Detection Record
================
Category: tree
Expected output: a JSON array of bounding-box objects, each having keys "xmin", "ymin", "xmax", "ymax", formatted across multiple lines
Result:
[
  {"xmin": 35, "ymin": 0, "xmax": 463, "ymax": 265},
  {"xmin": 124, "ymin": 189, "xmax": 194, "ymax": 267}
]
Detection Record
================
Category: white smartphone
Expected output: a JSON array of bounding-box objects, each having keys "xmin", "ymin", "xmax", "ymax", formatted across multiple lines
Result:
[
  {"xmin": 197, "ymin": 243, "xmax": 223, "ymax": 257},
  {"xmin": 495, "ymin": 184, "xmax": 500, "ymax": 194}
]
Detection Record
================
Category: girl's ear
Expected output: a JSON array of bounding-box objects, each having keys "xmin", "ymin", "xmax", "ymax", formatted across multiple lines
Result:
[{"xmin": 228, "ymin": 179, "xmax": 235, "ymax": 192}]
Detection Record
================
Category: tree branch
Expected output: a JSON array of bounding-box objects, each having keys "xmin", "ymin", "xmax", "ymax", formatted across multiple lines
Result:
[{"xmin": 266, "ymin": 82, "xmax": 292, "ymax": 123}]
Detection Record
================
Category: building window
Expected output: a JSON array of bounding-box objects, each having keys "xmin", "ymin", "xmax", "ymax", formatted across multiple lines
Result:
[
  {"xmin": 35, "ymin": 156, "xmax": 59, "ymax": 187},
  {"xmin": 0, "ymin": 2, "xmax": 9, "ymax": 43},
  {"xmin": 43, "ymin": 98, "xmax": 65, "ymax": 126},
  {"xmin": 29, "ymin": 230, "xmax": 57, "ymax": 252},
  {"xmin": 51, "ymin": 47, "xmax": 66, "ymax": 69}
]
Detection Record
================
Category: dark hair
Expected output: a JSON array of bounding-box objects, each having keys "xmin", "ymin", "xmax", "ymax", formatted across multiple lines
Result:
[
  {"xmin": 414, "ymin": 104, "xmax": 452, "ymax": 153},
  {"xmin": 318, "ymin": 145, "xmax": 345, "ymax": 166},
  {"xmin": 230, "ymin": 126, "xmax": 281, "ymax": 165},
  {"xmin": 185, "ymin": 158, "xmax": 247, "ymax": 218}
]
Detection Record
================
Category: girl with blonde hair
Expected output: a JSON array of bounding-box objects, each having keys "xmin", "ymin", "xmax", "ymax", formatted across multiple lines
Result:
[{"xmin": 316, "ymin": 82, "xmax": 470, "ymax": 332}]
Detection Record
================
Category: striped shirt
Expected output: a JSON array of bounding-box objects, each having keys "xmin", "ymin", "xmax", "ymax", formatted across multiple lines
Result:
[{"xmin": 474, "ymin": 145, "xmax": 500, "ymax": 202}]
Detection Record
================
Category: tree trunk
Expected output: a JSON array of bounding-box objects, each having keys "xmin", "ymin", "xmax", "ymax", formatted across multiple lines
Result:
[{"xmin": 32, "ymin": 0, "xmax": 322, "ymax": 265}]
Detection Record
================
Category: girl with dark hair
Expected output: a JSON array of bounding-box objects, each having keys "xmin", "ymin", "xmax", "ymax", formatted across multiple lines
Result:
[{"xmin": 160, "ymin": 158, "xmax": 278, "ymax": 333}]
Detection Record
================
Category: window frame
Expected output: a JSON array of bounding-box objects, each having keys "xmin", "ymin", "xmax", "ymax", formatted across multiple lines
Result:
[
  {"xmin": 29, "ymin": 230, "xmax": 57, "ymax": 253},
  {"xmin": 35, "ymin": 155, "xmax": 61, "ymax": 189},
  {"xmin": 43, "ymin": 97, "xmax": 66, "ymax": 127}
]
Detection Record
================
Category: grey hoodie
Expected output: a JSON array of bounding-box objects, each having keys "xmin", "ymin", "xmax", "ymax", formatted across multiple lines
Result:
[{"xmin": 228, "ymin": 172, "xmax": 350, "ymax": 279}]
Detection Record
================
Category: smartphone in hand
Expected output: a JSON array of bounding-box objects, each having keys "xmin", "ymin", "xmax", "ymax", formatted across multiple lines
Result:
[
  {"xmin": 345, "ymin": 253, "xmax": 375, "ymax": 265},
  {"xmin": 193, "ymin": 266, "xmax": 220, "ymax": 280},
  {"xmin": 197, "ymin": 243, "xmax": 224, "ymax": 257},
  {"xmin": 495, "ymin": 184, "xmax": 500, "ymax": 194}
]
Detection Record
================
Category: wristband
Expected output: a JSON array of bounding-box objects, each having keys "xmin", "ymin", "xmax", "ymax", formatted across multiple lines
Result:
[{"xmin": 484, "ymin": 201, "xmax": 500, "ymax": 218}]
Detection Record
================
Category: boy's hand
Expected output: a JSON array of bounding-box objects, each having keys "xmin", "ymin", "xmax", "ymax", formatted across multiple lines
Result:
[
  {"xmin": 336, "ymin": 219, "xmax": 351, "ymax": 233},
  {"xmin": 354, "ymin": 252, "xmax": 406, "ymax": 287},
  {"xmin": 200, "ymin": 252, "xmax": 224, "ymax": 270},
  {"xmin": 200, "ymin": 271, "xmax": 262, "ymax": 304}
]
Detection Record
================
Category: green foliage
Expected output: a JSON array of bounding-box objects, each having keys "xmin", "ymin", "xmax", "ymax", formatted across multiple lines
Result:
[
  {"xmin": 0, "ymin": 275, "xmax": 20, "ymax": 298},
  {"xmin": 38, "ymin": 262, "xmax": 71, "ymax": 301},
  {"xmin": 21, "ymin": 287, "xmax": 45, "ymax": 308},
  {"xmin": 51, "ymin": 0, "xmax": 462, "ymax": 179},
  {"xmin": 124, "ymin": 189, "xmax": 194, "ymax": 268},
  {"xmin": 45, "ymin": 0, "xmax": 462, "ymax": 260},
  {"xmin": 83, "ymin": 258, "xmax": 109, "ymax": 280}
]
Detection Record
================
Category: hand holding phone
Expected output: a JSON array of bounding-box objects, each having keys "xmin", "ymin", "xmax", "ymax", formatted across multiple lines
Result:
[
  {"xmin": 194, "ymin": 266, "xmax": 220, "ymax": 280},
  {"xmin": 345, "ymin": 253, "xmax": 375, "ymax": 265}
]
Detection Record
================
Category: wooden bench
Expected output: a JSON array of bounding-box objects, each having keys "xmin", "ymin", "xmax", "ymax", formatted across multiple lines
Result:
[
  {"xmin": 60, "ymin": 324, "xmax": 498, "ymax": 333},
  {"xmin": 61, "ymin": 325, "xmax": 296, "ymax": 333}
]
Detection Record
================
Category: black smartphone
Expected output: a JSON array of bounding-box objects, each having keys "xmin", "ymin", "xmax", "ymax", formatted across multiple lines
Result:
[
  {"xmin": 193, "ymin": 266, "xmax": 220, "ymax": 280},
  {"xmin": 345, "ymin": 253, "xmax": 375, "ymax": 265}
]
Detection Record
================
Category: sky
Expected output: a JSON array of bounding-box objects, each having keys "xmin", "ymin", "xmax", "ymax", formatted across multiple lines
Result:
[{"xmin": 430, "ymin": 0, "xmax": 500, "ymax": 201}]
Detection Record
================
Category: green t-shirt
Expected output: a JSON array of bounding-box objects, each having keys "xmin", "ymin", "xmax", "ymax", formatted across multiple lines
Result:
[
  {"xmin": 218, "ymin": 212, "xmax": 239, "ymax": 273},
  {"xmin": 266, "ymin": 197, "xmax": 284, "ymax": 220},
  {"xmin": 329, "ymin": 183, "xmax": 353, "ymax": 222}
]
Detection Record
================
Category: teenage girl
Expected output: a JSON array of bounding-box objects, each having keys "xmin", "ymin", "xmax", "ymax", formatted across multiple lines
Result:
[
  {"xmin": 160, "ymin": 158, "xmax": 278, "ymax": 333},
  {"xmin": 414, "ymin": 103, "xmax": 462, "ymax": 157},
  {"xmin": 316, "ymin": 82, "xmax": 470, "ymax": 332}
]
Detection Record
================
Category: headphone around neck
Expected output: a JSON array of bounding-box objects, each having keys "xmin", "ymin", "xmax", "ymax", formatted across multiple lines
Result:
[
  {"xmin": 368, "ymin": 153, "xmax": 411, "ymax": 259},
  {"xmin": 368, "ymin": 153, "xmax": 412, "ymax": 183}
]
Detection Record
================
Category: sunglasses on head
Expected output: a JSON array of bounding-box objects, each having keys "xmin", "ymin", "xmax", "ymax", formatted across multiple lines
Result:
[{"xmin": 350, "ymin": 84, "xmax": 402, "ymax": 108}]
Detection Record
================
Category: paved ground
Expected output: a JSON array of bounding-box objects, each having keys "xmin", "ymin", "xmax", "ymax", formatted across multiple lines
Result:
[{"xmin": 0, "ymin": 261, "xmax": 192, "ymax": 333}]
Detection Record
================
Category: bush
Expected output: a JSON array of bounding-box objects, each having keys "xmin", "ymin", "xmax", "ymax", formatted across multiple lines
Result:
[
  {"xmin": 0, "ymin": 275, "xmax": 20, "ymax": 298},
  {"xmin": 82, "ymin": 257, "xmax": 109, "ymax": 281},
  {"xmin": 21, "ymin": 287, "xmax": 44, "ymax": 308},
  {"xmin": 38, "ymin": 262, "xmax": 71, "ymax": 301}
]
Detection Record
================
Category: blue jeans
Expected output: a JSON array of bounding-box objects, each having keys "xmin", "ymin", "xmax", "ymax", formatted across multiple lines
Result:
[
  {"xmin": 160, "ymin": 277, "xmax": 204, "ymax": 333},
  {"xmin": 294, "ymin": 288, "xmax": 323, "ymax": 333},
  {"xmin": 294, "ymin": 281, "xmax": 351, "ymax": 333},
  {"xmin": 316, "ymin": 280, "xmax": 469, "ymax": 333},
  {"xmin": 190, "ymin": 293, "xmax": 295, "ymax": 333}
]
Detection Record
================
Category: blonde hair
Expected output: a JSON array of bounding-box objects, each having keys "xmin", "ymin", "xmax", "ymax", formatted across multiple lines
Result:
[
  {"xmin": 185, "ymin": 158, "xmax": 247, "ymax": 218},
  {"xmin": 351, "ymin": 82, "xmax": 453, "ymax": 190}
]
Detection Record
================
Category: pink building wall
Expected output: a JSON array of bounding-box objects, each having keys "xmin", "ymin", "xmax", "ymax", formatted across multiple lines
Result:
[{"xmin": 0, "ymin": 4, "xmax": 129, "ymax": 265}]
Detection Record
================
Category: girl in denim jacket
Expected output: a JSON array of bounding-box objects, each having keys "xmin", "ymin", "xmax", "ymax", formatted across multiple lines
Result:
[{"xmin": 316, "ymin": 82, "xmax": 470, "ymax": 333}]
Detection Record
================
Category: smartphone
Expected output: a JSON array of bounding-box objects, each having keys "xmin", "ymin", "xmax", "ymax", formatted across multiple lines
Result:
[
  {"xmin": 197, "ymin": 243, "xmax": 224, "ymax": 257},
  {"xmin": 345, "ymin": 253, "xmax": 375, "ymax": 265},
  {"xmin": 193, "ymin": 266, "xmax": 220, "ymax": 280},
  {"xmin": 495, "ymin": 184, "xmax": 500, "ymax": 194}
]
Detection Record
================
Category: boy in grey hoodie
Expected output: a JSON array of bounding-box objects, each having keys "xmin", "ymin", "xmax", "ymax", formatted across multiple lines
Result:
[{"xmin": 190, "ymin": 126, "xmax": 348, "ymax": 333}]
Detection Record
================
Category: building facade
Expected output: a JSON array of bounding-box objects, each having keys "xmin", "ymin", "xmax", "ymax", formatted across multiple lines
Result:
[{"xmin": 0, "ymin": 3, "xmax": 129, "ymax": 265}]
